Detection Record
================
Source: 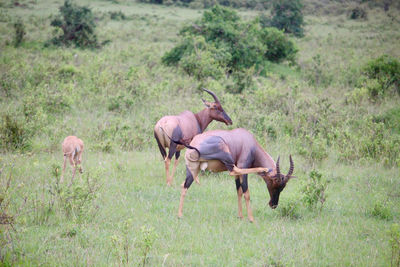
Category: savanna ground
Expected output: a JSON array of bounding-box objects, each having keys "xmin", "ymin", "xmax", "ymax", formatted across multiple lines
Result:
[{"xmin": 1, "ymin": 0, "xmax": 400, "ymax": 266}]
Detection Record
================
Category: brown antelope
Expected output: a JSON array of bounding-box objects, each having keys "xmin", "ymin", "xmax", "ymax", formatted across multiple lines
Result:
[
  {"xmin": 154, "ymin": 88, "xmax": 232, "ymax": 186},
  {"xmin": 60, "ymin": 136, "xmax": 84, "ymax": 185},
  {"xmin": 169, "ymin": 128, "xmax": 295, "ymax": 222}
]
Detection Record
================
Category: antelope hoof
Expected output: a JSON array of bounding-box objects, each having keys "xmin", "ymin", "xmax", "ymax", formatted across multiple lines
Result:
[{"xmin": 249, "ymin": 217, "xmax": 254, "ymax": 223}]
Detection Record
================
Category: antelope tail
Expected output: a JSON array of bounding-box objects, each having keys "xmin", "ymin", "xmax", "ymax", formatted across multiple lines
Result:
[{"xmin": 159, "ymin": 127, "xmax": 201, "ymax": 156}]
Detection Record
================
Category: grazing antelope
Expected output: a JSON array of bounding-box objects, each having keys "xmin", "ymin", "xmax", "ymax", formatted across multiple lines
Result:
[
  {"xmin": 60, "ymin": 136, "xmax": 84, "ymax": 185},
  {"xmin": 170, "ymin": 128, "xmax": 295, "ymax": 222},
  {"xmin": 154, "ymin": 88, "xmax": 232, "ymax": 186}
]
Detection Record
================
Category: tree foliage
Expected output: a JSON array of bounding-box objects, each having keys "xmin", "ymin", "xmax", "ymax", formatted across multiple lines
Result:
[
  {"xmin": 268, "ymin": 0, "xmax": 304, "ymax": 37},
  {"xmin": 50, "ymin": 0, "xmax": 99, "ymax": 48}
]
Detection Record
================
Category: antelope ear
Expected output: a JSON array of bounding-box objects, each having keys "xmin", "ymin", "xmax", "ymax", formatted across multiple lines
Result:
[{"xmin": 202, "ymin": 99, "xmax": 211, "ymax": 107}]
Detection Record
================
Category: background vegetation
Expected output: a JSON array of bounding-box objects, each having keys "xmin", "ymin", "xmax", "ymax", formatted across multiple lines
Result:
[{"xmin": 0, "ymin": 0, "xmax": 399, "ymax": 265}]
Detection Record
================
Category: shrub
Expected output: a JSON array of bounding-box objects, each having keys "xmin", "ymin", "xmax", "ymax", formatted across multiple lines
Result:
[
  {"xmin": 260, "ymin": 27, "xmax": 297, "ymax": 63},
  {"xmin": 361, "ymin": 55, "xmax": 400, "ymax": 97},
  {"xmin": 109, "ymin": 11, "xmax": 127, "ymax": 20},
  {"xmin": 370, "ymin": 201, "xmax": 392, "ymax": 220},
  {"xmin": 50, "ymin": 0, "xmax": 99, "ymax": 48},
  {"xmin": 0, "ymin": 114, "xmax": 31, "ymax": 152},
  {"xmin": 13, "ymin": 18, "xmax": 25, "ymax": 47},
  {"xmin": 162, "ymin": 5, "xmax": 298, "ymax": 91},
  {"xmin": 269, "ymin": 0, "xmax": 304, "ymax": 37},
  {"xmin": 277, "ymin": 199, "xmax": 300, "ymax": 219},
  {"xmin": 349, "ymin": 6, "xmax": 367, "ymax": 20},
  {"xmin": 301, "ymin": 170, "xmax": 328, "ymax": 211}
]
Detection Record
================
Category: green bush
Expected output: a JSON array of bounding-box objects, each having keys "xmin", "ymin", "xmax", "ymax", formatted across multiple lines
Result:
[
  {"xmin": 49, "ymin": 0, "xmax": 99, "ymax": 48},
  {"xmin": 260, "ymin": 27, "xmax": 297, "ymax": 63},
  {"xmin": 361, "ymin": 55, "xmax": 400, "ymax": 97},
  {"xmin": 269, "ymin": 0, "xmax": 304, "ymax": 37},
  {"xmin": 370, "ymin": 201, "xmax": 392, "ymax": 220},
  {"xmin": 301, "ymin": 170, "xmax": 328, "ymax": 211},
  {"xmin": 162, "ymin": 5, "xmax": 297, "ymax": 91},
  {"xmin": 0, "ymin": 114, "xmax": 31, "ymax": 152},
  {"xmin": 349, "ymin": 6, "xmax": 367, "ymax": 20},
  {"xmin": 13, "ymin": 18, "xmax": 26, "ymax": 47},
  {"xmin": 277, "ymin": 199, "xmax": 300, "ymax": 219}
]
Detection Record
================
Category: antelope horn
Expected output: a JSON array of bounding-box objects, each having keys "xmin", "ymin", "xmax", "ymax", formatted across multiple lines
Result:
[
  {"xmin": 276, "ymin": 156, "xmax": 281, "ymax": 179},
  {"xmin": 287, "ymin": 155, "xmax": 294, "ymax": 177},
  {"xmin": 202, "ymin": 88, "xmax": 220, "ymax": 104}
]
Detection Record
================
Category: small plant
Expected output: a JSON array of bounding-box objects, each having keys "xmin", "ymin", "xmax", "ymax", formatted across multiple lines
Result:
[
  {"xmin": 56, "ymin": 171, "xmax": 101, "ymax": 221},
  {"xmin": 137, "ymin": 225, "xmax": 158, "ymax": 267},
  {"xmin": 111, "ymin": 219, "xmax": 133, "ymax": 265},
  {"xmin": 49, "ymin": 0, "xmax": 99, "ymax": 48},
  {"xmin": 13, "ymin": 18, "xmax": 26, "ymax": 47},
  {"xmin": 349, "ymin": 6, "xmax": 367, "ymax": 20},
  {"xmin": 278, "ymin": 199, "xmax": 300, "ymax": 219},
  {"xmin": 370, "ymin": 201, "xmax": 393, "ymax": 221},
  {"xmin": 0, "ymin": 114, "xmax": 31, "ymax": 152},
  {"xmin": 109, "ymin": 11, "xmax": 127, "ymax": 20},
  {"xmin": 301, "ymin": 170, "xmax": 328, "ymax": 211},
  {"xmin": 389, "ymin": 224, "xmax": 400, "ymax": 267}
]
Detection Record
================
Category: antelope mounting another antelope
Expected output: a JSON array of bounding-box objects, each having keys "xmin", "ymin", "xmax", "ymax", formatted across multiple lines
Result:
[
  {"xmin": 169, "ymin": 128, "xmax": 295, "ymax": 222},
  {"xmin": 154, "ymin": 88, "xmax": 232, "ymax": 186},
  {"xmin": 60, "ymin": 136, "xmax": 84, "ymax": 185}
]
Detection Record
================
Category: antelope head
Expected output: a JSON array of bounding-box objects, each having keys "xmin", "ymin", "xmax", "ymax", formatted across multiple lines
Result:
[
  {"xmin": 264, "ymin": 155, "xmax": 295, "ymax": 209},
  {"xmin": 202, "ymin": 88, "xmax": 232, "ymax": 125}
]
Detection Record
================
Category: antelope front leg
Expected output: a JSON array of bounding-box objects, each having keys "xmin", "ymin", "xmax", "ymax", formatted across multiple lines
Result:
[
  {"xmin": 229, "ymin": 166, "xmax": 269, "ymax": 176},
  {"xmin": 178, "ymin": 183, "xmax": 187, "ymax": 218},
  {"xmin": 244, "ymin": 189, "xmax": 254, "ymax": 222}
]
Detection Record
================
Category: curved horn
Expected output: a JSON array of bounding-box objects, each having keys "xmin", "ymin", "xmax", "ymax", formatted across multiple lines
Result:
[
  {"xmin": 276, "ymin": 156, "xmax": 281, "ymax": 179},
  {"xmin": 202, "ymin": 88, "xmax": 220, "ymax": 103},
  {"xmin": 287, "ymin": 155, "xmax": 294, "ymax": 177}
]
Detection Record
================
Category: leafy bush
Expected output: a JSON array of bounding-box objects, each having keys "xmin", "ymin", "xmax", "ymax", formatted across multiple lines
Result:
[
  {"xmin": 13, "ymin": 18, "xmax": 25, "ymax": 47},
  {"xmin": 0, "ymin": 114, "xmax": 31, "ymax": 152},
  {"xmin": 49, "ymin": 0, "xmax": 99, "ymax": 48},
  {"xmin": 162, "ymin": 5, "xmax": 297, "ymax": 91},
  {"xmin": 301, "ymin": 170, "xmax": 328, "ymax": 211},
  {"xmin": 370, "ymin": 201, "xmax": 392, "ymax": 220},
  {"xmin": 277, "ymin": 199, "xmax": 300, "ymax": 219},
  {"xmin": 109, "ymin": 11, "xmax": 127, "ymax": 20},
  {"xmin": 269, "ymin": 0, "xmax": 304, "ymax": 37},
  {"xmin": 261, "ymin": 27, "xmax": 297, "ymax": 63},
  {"xmin": 360, "ymin": 55, "xmax": 400, "ymax": 97},
  {"xmin": 349, "ymin": 6, "xmax": 367, "ymax": 20}
]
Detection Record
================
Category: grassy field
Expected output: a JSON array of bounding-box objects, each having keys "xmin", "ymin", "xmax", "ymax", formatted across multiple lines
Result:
[{"xmin": 1, "ymin": 0, "xmax": 400, "ymax": 266}]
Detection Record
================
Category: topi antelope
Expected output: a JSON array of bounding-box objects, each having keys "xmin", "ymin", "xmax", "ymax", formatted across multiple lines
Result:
[
  {"xmin": 169, "ymin": 128, "xmax": 295, "ymax": 222},
  {"xmin": 154, "ymin": 88, "xmax": 232, "ymax": 186},
  {"xmin": 60, "ymin": 136, "xmax": 84, "ymax": 185}
]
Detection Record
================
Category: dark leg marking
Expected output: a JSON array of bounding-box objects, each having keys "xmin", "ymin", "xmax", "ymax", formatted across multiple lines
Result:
[
  {"xmin": 241, "ymin": 174, "xmax": 248, "ymax": 193},
  {"xmin": 184, "ymin": 166, "xmax": 194, "ymax": 189},
  {"xmin": 154, "ymin": 131, "xmax": 167, "ymax": 159},
  {"xmin": 168, "ymin": 141, "xmax": 177, "ymax": 160},
  {"xmin": 175, "ymin": 150, "xmax": 181, "ymax": 160},
  {"xmin": 235, "ymin": 178, "xmax": 241, "ymax": 191}
]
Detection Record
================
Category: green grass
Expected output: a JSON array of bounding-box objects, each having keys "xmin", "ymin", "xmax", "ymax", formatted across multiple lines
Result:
[
  {"xmin": 1, "ymin": 0, "xmax": 400, "ymax": 265},
  {"xmin": 1, "ymin": 150, "xmax": 398, "ymax": 266}
]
